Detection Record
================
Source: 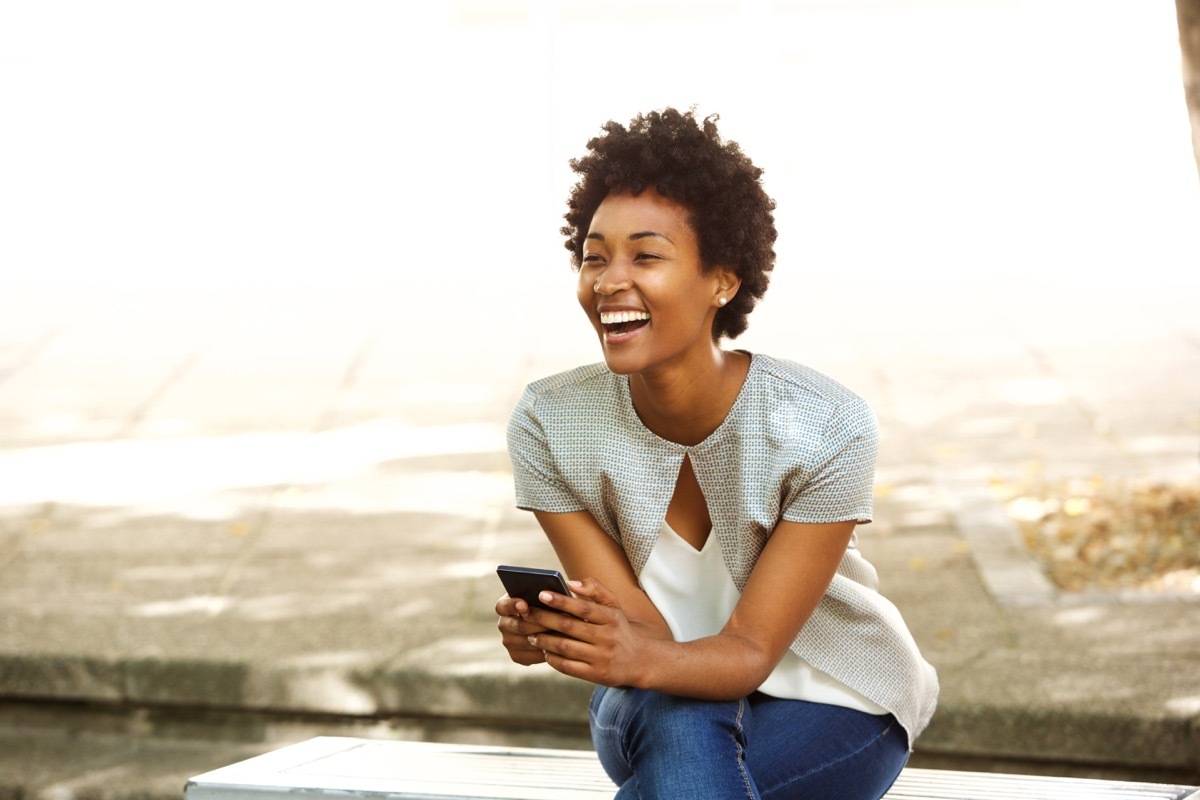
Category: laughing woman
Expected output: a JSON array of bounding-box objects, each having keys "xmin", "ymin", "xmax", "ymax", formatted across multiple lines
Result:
[{"xmin": 496, "ymin": 108, "xmax": 938, "ymax": 800}]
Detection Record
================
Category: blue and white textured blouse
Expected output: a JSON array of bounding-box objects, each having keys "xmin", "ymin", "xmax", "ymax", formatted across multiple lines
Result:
[{"xmin": 506, "ymin": 352, "xmax": 939, "ymax": 745}]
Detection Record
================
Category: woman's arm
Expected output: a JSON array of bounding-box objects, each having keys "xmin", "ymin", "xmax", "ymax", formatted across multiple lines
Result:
[
  {"xmin": 528, "ymin": 517, "xmax": 856, "ymax": 699},
  {"xmin": 495, "ymin": 509, "xmax": 672, "ymax": 667},
  {"xmin": 534, "ymin": 509, "xmax": 673, "ymax": 640}
]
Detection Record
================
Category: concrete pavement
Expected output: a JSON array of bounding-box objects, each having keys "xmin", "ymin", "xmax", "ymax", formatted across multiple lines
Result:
[{"xmin": 0, "ymin": 275, "xmax": 1198, "ymax": 798}]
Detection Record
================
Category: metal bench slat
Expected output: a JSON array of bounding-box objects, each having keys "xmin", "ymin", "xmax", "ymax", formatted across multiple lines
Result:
[{"xmin": 185, "ymin": 737, "xmax": 1200, "ymax": 800}]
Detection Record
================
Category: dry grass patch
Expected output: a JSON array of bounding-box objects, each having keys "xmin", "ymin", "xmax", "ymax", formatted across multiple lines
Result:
[{"xmin": 1000, "ymin": 477, "xmax": 1200, "ymax": 594}]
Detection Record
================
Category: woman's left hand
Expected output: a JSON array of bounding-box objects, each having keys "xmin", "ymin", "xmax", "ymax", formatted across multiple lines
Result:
[{"xmin": 525, "ymin": 578, "xmax": 646, "ymax": 688}]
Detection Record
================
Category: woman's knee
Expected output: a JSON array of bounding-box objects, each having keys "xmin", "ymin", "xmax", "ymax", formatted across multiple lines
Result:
[
  {"xmin": 592, "ymin": 689, "xmax": 757, "ymax": 799},
  {"xmin": 595, "ymin": 688, "xmax": 748, "ymax": 758},
  {"xmin": 651, "ymin": 693, "xmax": 745, "ymax": 742}
]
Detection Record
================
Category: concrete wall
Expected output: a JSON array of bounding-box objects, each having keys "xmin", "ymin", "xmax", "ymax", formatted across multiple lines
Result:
[{"xmin": 1180, "ymin": 0, "xmax": 1200, "ymax": 178}]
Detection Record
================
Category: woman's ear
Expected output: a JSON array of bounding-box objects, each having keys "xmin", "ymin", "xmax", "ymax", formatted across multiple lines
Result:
[{"xmin": 714, "ymin": 268, "xmax": 741, "ymax": 307}]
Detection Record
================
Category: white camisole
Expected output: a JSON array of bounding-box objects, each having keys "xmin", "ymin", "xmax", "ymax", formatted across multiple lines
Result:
[{"xmin": 639, "ymin": 519, "xmax": 888, "ymax": 714}]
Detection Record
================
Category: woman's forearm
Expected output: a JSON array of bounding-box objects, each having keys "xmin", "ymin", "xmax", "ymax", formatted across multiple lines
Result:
[
  {"xmin": 627, "ymin": 519, "xmax": 858, "ymax": 699},
  {"xmin": 632, "ymin": 631, "xmax": 775, "ymax": 700},
  {"xmin": 629, "ymin": 619, "xmax": 675, "ymax": 641}
]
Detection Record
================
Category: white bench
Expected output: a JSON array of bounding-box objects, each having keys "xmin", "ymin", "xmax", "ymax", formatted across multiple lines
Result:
[{"xmin": 185, "ymin": 737, "xmax": 1200, "ymax": 800}]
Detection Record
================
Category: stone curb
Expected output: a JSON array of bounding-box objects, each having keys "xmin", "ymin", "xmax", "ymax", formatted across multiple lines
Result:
[
  {"xmin": 939, "ymin": 473, "xmax": 1059, "ymax": 608},
  {"xmin": 0, "ymin": 653, "xmax": 592, "ymax": 725},
  {"xmin": 2, "ymin": 650, "xmax": 1197, "ymax": 782}
]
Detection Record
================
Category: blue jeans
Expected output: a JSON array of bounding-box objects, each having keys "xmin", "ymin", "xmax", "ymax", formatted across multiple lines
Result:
[{"xmin": 589, "ymin": 687, "xmax": 908, "ymax": 800}]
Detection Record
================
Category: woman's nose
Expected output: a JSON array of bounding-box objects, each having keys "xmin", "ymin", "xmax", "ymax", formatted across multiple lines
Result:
[{"xmin": 594, "ymin": 262, "xmax": 633, "ymax": 295}]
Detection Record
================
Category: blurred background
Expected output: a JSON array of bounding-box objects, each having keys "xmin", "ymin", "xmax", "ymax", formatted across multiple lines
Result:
[
  {"xmin": 1, "ymin": 0, "xmax": 1199, "ymax": 792},
  {"xmin": 2, "ymin": 0, "xmax": 1197, "ymax": 494}
]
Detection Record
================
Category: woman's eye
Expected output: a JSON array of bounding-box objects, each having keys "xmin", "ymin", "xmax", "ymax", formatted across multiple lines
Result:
[
  {"xmin": 634, "ymin": 253, "xmax": 661, "ymax": 262},
  {"xmin": 582, "ymin": 253, "xmax": 603, "ymax": 264}
]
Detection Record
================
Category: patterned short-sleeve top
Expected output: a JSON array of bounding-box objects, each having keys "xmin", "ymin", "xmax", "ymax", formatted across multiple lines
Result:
[{"xmin": 506, "ymin": 352, "xmax": 939, "ymax": 745}]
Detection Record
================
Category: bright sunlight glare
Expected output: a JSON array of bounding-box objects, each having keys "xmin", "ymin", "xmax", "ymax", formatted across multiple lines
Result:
[{"xmin": 1, "ymin": 1, "xmax": 1197, "ymax": 520}]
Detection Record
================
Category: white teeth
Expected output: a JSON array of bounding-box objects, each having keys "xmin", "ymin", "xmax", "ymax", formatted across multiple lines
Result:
[{"xmin": 600, "ymin": 310, "xmax": 650, "ymax": 325}]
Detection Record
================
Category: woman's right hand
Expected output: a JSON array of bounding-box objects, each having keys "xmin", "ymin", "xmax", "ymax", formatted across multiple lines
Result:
[{"xmin": 495, "ymin": 594, "xmax": 551, "ymax": 665}]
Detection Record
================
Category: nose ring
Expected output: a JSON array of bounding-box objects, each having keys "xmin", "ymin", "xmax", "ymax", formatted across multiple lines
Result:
[{"xmin": 594, "ymin": 282, "xmax": 602, "ymax": 292}]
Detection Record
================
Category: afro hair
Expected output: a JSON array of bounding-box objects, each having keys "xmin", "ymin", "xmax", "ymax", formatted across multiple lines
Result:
[{"xmin": 562, "ymin": 108, "xmax": 777, "ymax": 340}]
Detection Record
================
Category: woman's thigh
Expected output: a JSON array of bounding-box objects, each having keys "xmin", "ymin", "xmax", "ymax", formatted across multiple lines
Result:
[
  {"xmin": 590, "ymin": 686, "xmax": 755, "ymax": 800},
  {"xmin": 590, "ymin": 687, "xmax": 907, "ymax": 800},
  {"xmin": 745, "ymin": 694, "xmax": 908, "ymax": 800}
]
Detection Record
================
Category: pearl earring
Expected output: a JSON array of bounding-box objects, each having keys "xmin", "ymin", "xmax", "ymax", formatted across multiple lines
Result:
[{"xmin": 718, "ymin": 297, "xmax": 728, "ymax": 306}]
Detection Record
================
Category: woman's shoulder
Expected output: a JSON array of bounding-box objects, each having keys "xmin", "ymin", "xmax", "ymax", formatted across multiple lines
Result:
[
  {"xmin": 750, "ymin": 353, "xmax": 871, "ymax": 413},
  {"xmin": 514, "ymin": 363, "xmax": 622, "ymax": 421},
  {"xmin": 521, "ymin": 362, "xmax": 615, "ymax": 400},
  {"xmin": 740, "ymin": 354, "xmax": 879, "ymax": 463},
  {"xmin": 509, "ymin": 363, "xmax": 630, "ymax": 452}
]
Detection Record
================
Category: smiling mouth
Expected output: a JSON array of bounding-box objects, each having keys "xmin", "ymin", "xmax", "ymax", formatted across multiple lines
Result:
[{"xmin": 600, "ymin": 310, "xmax": 650, "ymax": 337}]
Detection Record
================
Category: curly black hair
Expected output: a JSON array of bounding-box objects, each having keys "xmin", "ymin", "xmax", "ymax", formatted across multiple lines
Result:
[{"xmin": 562, "ymin": 108, "xmax": 777, "ymax": 340}]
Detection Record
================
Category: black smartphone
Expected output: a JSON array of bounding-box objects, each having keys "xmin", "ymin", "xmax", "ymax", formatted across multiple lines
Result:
[{"xmin": 497, "ymin": 565, "xmax": 573, "ymax": 612}]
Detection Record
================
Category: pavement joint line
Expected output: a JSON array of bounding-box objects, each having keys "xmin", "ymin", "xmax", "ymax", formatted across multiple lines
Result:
[
  {"xmin": 312, "ymin": 332, "xmax": 380, "ymax": 435},
  {"xmin": 205, "ymin": 505, "xmax": 275, "ymax": 612},
  {"xmin": 113, "ymin": 351, "xmax": 203, "ymax": 440},
  {"xmin": 0, "ymin": 326, "xmax": 63, "ymax": 389}
]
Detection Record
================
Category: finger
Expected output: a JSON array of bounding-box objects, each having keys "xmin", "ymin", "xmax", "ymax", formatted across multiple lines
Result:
[
  {"xmin": 535, "ymin": 588, "xmax": 614, "ymax": 627},
  {"xmin": 536, "ymin": 603, "xmax": 613, "ymax": 645},
  {"xmin": 540, "ymin": 639, "xmax": 613, "ymax": 684},
  {"xmin": 566, "ymin": 578, "xmax": 621, "ymax": 609},
  {"xmin": 509, "ymin": 646, "xmax": 547, "ymax": 666},
  {"xmin": 544, "ymin": 650, "xmax": 595, "ymax": 680},
  {"xmin": 524, "ymin": 603, "xmax": 571, "ymax": 628},
  {"xmin": 500, "ymin": 620, "xmax": 551, "ymax": 651},
  {"xmin": 530, "ymin": 632, "xmax": 595, "ymax": 664},
  {"xmin": 502, "ymin": 614, "xmax": 548, "ymax": 636},
  {"xmin": 501, "ymin": 632, "xmax": 545, "ymax": 655},
  {"xmin": 522, "ymin": 607, "xmax": 595, "ymax": 644},
  {"xmin": 495, "ymin": 594, "xmax": 530, "ymax": 618}
]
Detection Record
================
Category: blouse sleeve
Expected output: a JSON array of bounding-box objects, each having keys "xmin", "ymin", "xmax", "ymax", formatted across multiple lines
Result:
[
  {"xmin": 780, "ymin": 396, "xmax": 879, "ymax": 524},
  {"xmin": 506, "ymin": 385, "xmax": 587, "ymax": 513}
]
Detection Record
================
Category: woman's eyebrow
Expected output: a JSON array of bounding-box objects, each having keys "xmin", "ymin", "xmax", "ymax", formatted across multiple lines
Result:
[
  {"xmin": 630, "ymin": 231, "xmax": 674, "ymax": 244},
  {"xmin": 585, "ymin": 231, "xmax": 674, "ymax": 244}
]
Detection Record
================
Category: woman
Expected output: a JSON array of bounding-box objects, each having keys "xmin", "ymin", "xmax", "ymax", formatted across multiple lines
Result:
[{"xmin": 496, "ymin": 108, "xmax": 938, "ymax": 800}]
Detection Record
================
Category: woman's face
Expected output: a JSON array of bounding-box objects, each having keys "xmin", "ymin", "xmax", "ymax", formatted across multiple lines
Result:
[{"xmin": 577, "ymin": 189, "xmax": 733, "ymax": 376}]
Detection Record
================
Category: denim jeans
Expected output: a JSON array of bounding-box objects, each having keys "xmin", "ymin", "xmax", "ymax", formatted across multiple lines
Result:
[{"xmin": 589, "ymin": 686, "xmax": 908, "ymax": 800}]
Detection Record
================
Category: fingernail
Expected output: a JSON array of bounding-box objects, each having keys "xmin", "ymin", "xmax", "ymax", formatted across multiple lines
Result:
[
  {"xmin": 569, "ymin": 580, "xmax": 583, "ymax": 588},
  {"xmin": 527, "ymin": 635, "xmax": 537, "ymax": 645},
  {"xmin": 539, "ymin": 591, "xmax": 553, "ymax": 603}
]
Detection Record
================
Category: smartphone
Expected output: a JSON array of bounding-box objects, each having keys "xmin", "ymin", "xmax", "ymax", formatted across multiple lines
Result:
[{"xmin": 497, "ymin": 565, "xmax": 573, "ymax": 612}]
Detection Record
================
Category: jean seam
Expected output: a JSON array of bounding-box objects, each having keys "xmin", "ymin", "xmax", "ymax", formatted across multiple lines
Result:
[
  {"xmin": 761, "ymin": 716, "xmax": 901, "ymax": 796},
  {"xmin": 731, "ymin": 697, "xmax": 756, "ymax": 800}
]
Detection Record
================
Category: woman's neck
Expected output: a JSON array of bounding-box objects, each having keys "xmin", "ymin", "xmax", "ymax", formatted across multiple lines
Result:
[{"xmin": 628, "ymin": 347, "xmax": 751, "ymax": 446}]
